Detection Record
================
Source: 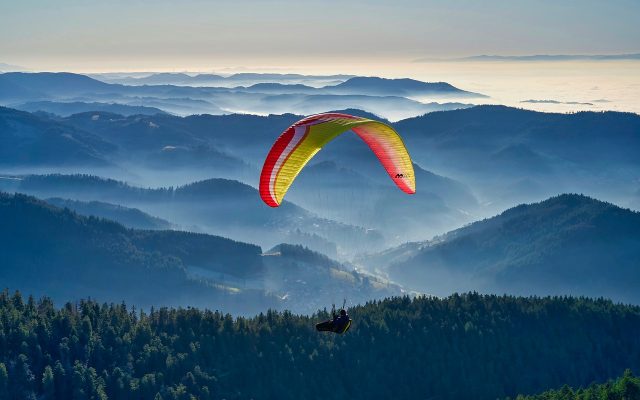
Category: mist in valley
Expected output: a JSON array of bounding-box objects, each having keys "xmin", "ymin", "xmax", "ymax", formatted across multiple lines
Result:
[{"xmin": 1, "ymin": 69, "xmax": 640, "ymax": 315}]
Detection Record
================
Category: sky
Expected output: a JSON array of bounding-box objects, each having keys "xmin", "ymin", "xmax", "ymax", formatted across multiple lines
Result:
[{"xmin": 1, "ymin": 0, "xmax": 639, "ymax": 72}]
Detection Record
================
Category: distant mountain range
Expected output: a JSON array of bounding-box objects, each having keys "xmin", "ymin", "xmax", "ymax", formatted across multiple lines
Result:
[
  {"xmin": 325, "ymin": 77, "xmax": 486, "ymax": 97},
  {"xmin": 4, "ymin": 103, "xmax": 640, "ymax": 245},
  {"xmin": 36, "ymin": 102, "xmax": 640, "ymax": 201},
  {"xmin": 2, "ymin": 67, "xmax": 640, "ymax": 317},
  {"xmin": 251, "ymin": 93, "xmax": 472, "ymax": 121},
  {"xmin": 360, "ymin": 194, "xmax": 640, "ymax": 304},
  {"xmin": 0, "ymin": 72, "xmax": 113, "ymax": 102},
  {"xmin": 0, "ymin": 72, "xmax": 480, "ymax": 119},
  {"xmin": 97, "ymin": 74, "xmax": 485, "ymax": 98},
  {"xmin": 394, "ymin": 105, "xmax": 640, "ymax": 211},
  {"xmin": 417, "ymin": 53, "xmax": 640, "ymax": 62},
  {"xmin": 0, "ymin": 106, "xmax": 252, "ymax": 177},
  {"xmin": 118, "ymin": 72, "xmax": 225, "ymax": 85},
  {"xmin": 14, "ymin": 101, "xmax": 168, "ymax": 116},
  {"xmin": 93, "ymin": 72, "xmax": 355, "ymax": 87},
  {"xmin": 0, "ymin": 106, "xmax": 115, "ymax": 166},
  {"xmin": 239, "ymin": 82, "xmax": 318, "ymax": 94},
  {"xmin": 59, "ymin": 109, "xmax": 297, "ymax": 169}
]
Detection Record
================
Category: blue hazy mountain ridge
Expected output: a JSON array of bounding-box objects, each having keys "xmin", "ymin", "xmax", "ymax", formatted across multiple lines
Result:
[
  {"xmin": 60, "ymin": 111, "xmax": 300, "ymax": 166},
  {"xmin": 396, "ymin": 105, "xmax": 640, "ymax": 171},
  {"xmin": 256, "ymin": 93, "xmax": 472, "ymax": 120},
  {"xmin": 13, "ymin": 101, "xmax": 168, "ymax": 116},
  {"xmin": 395, "ymin": 105, "xmax": 640, "ymax": 209},
  {"xmin": 0, "ymin": 72, "xmax": 235, "ymax": 105},
  {"xmin": 144, "ymin": 143, "xmax": 252, "ymax": 172},
  {"xmin": 1, "ymin": 174, "xmax": 384, "ymax": 256},
  {"xmin": 44, "ymin": 197, "xmax": 173, "ymax": 230},
  {"xmin": 55, "ymin": 104, "xmax": 640, "ymax": 197},
  {"xmin": 0, "ymin": 72, "xmax": 112, "ymax": 101},
  {"xmin": 0, "ymin": 73, "xmax": 225, "ymax": 116},
  {"xmin": 0, "ymin": 192, "xmax": 274, "ymax": 313},
  {"xmin": 0, "ymin": 107, "xmax": 251, "ymax": 174},
  {"xmin": 120, "ymin": 72, "xmax": 225, "ymax": 85},
  {"xmin": 294, "ymin": 121, "xmax": 478, "ymax": 209},
  {"xmin": 238, "ymin": 82, "xmax": 318, "ymax": 94},
  {"xmin": 95, "ymin": 73, "xmax": 482, "ymax": 97},
  {"xmin": 229, "ymin": 72, "xmax": 354, "ymax": 81},
  {"xmin": 364, "ymin": 194, "xmax": 640, "ymax": 304},
  {"xmin": 61, "ymin": 111, "xmax": 250, "ymax": 153},
  {"xmin": 324, "ymin": 76, "xmax": 487, "ymax": 97},
  {"xmin": 0, "ymin": 72, "xmax": 479, "ymax": 119},
  {"xmin": 295, "ymin": 159, "xmax": 476, "ymax": 208},
  {"xmin": 95, "ymin": 72, "xmax": 355, "ymax": 86},
  {"xmin": 5, "ymin": 103, "xmax": 640, "ymax": 225},
  {"xmin": 0, "ymin": 192, "xmax": 399, "ymax": 314},
  {"xmin": 0, "ymin": 77, "xmax": 40, "ymax": 100},
  {"xmin": 59, "ymin": 111, "xmax": 353, "ymax": 184},
  {"xmin": 6, "ymin": 104, "xmax": 640, "ymax": 242},
  {"xmin": 64, "ymin": 111, "xmax": 252, "ymax": 173},
  {"xmin": 289, "ymin": 158, "xmax": 478, "ymax": 241},
  {"xmin": 0, "ymin": 106, "xmax": 115, "ymax": 166}
]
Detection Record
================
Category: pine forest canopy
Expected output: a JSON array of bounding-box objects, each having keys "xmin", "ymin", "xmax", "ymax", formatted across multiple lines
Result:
[{"xmin": 1, "ymin": 292, "xmax": 639, "ymax": 400}]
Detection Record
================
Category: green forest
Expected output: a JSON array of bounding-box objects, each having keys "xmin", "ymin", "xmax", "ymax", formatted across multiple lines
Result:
[
  {"xmin": 512, "ymin": 369, "xmax": 640, "ymax": 400},
  {"xmin": 1, "ymin": 291, "xmax": 640, "ymax": 399}
]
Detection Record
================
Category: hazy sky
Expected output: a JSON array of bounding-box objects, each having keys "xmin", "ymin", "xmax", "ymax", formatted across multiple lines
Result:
[{"xmin": 1, "ymin": 0, "xmax": 639, "ymax": 71}]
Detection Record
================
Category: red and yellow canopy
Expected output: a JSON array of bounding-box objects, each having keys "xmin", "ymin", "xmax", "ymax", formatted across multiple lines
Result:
[{"xmin": 260, "ymin": 113, "xmax": 415, "ymax": 207}]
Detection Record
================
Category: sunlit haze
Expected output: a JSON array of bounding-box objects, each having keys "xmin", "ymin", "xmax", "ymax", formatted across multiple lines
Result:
[
  {"xmin": 2, "ymin": 1, "xmax": 639, "ymax": 115},
  {"xmin": 2, "ymin": 0, "xmax": 639, "ymax": 70}
]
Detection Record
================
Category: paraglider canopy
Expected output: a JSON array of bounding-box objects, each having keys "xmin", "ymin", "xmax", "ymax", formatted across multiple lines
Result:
[{"xmin": 259, "ymin": 112, "xmax": 415, "ymax": 207}]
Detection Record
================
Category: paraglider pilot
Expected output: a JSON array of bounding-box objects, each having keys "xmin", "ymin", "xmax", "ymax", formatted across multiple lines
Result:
[{"xmin": 316, "ymin": 303, "xmax": 352, "ymax": 334}]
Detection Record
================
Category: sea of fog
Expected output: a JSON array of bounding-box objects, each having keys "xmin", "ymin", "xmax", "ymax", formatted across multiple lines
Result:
[
  {"xmin": 49, "ymin": 59, "xmax": 640, "ymax": 118},
  {"xmin": 197, "ymin": 60, "xmax": 640, "ymax": 116},
  {"xmin": 322, "ymin": 60, "xmax": 640, "ymax": 116},
  {"xmin": 406, "ymin": 60, "xmax": 640, "ymax": 115}
]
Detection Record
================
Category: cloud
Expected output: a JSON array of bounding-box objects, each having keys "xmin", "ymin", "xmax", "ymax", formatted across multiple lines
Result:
[
  {"xmin": 520, "ymin": 99, "xmax": 593, "ymax": 106},
  {"xmin": 417, "ymin": 54, "xmax": 640, "ymax": 63}
]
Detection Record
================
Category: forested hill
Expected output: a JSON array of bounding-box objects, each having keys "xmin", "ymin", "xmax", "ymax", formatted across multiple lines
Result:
[
  {"xmin": 44, "ymin": 197, "xmax": 173, "ymax": 230},
  {"xmin": 0, "ymin": 192, "xmax": 400, "ymax": 315},
  {"xmin": 0, "ymin": 192, "xmax": 271, "ymax": 312},
  {"xmin": 374, "ymin": 194, "xmax": 640, "ymax": 303},
  {"xmin": 511, "ymin": 369, "xmax": 640, "ymax": 400},
  {"xmin": 1, "ymin": 292, "xmax": 639, "ymax": 400}
]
